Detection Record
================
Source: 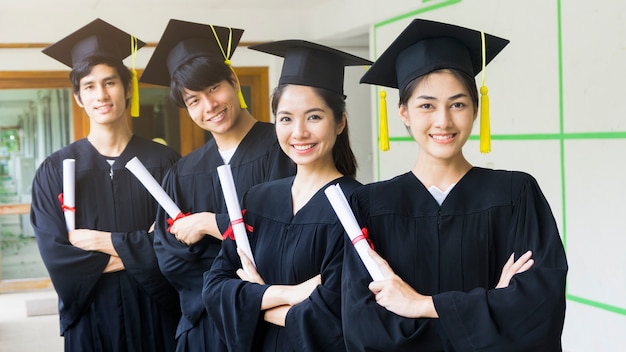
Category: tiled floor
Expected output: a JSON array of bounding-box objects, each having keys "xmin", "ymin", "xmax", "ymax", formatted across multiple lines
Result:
[{"xmin": 0, "ymin": 289, "xmax": 63, "ymax": 352}]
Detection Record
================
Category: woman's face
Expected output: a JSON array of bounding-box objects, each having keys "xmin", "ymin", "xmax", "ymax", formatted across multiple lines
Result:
[
  {"xmin": 399, "ymin": 70, "xmax": 476, "ymax": 163},
  {"xmin": 182, "ymin": 75, "xmax": 241, "ymax": 135},
  {"xmin": 275, "ymin": 85, "xmax": 345, "ymax": 168}
]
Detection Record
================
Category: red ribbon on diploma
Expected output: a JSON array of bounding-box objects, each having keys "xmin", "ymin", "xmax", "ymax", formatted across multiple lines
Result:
[
  {"xmin": 167, "ymin": 211, "xmax": 191, "ymax": 232},
  {"xmin": 222, "ymin": 209, "xmax": 253, "ymax": 240},
  {"xmin": 57, "ymin": 193, "xmax": 75, "ymax": 213},
  {"xmin": 351, "ymin": 227, "xmax": 374, "ymax": 249}
]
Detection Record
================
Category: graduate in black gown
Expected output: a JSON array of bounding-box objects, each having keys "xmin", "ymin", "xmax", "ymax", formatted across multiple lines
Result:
[
  {"xmin": 140, "ymin": 20, "xmax": 295, "ymax": 351},
  {"xmin": 30, "ymin": 19, "xmax": 181, "ymax": 351},
  {"xmin": 341, "ymin": 19, "xmax": 568, "ymax": 351},
  {"xmin": 203, "ymin": 40, "xmax": 371, "ymax": 351}
]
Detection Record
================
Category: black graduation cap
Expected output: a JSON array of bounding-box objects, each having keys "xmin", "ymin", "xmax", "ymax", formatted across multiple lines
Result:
[
  {"xmin": 360, "ymin": 18, "xmax": 509, "ymax": 93},
  {"xmin": 42, "ymin": 18, "xmax": 145, "ymax": 68},
  {"xmin": 140, "ymin": 19, "xmax": 245, "ymax": 87},
  {"xmin": 361, "ymin": 18, "xmax": 509, "ymax": 153},
  {"xmin": 249, "ymin": 40, "xmax": 372, "ymax": 97}
]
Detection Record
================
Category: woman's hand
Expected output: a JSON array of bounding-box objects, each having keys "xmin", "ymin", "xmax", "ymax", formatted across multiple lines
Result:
[
  {"xmin": 264, "ymin": 305, "xmax": 290, "ymax": 327},
  {"xmin": 261, "ymin": 276, "xmax": 321, "ymax": 324},
  {"xmin": 496, "ymin": 250, "xmax": 534, "ymax": 289},
  {"xmin": 260, "ymin": 274, "xmax": 321, "ymax": 310},
  {"xmin": 367, "ymin": 249, "xmax": 438, "ymax": 318},
  {"xmin": 103, "ymin": 255, "xmax": 125, "ymax": 273},
  {"xmin": 236, "ymin": 248, "xmax": 265, "ymax": 284},
  {"xmin": 288, "ymin": 274, "xmax": 322, "ymax": 306}
]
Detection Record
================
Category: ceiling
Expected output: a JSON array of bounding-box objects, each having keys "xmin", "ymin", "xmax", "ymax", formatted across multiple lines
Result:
[
  {"xmin": 3, "ymin": 0, "xmax": 331, "ymax": 11},
  {"xmin": 0, "ymin": 0, "xmax": 369, "ymax": 126}
]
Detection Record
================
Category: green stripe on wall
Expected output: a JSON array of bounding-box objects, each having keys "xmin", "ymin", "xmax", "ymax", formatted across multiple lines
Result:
[
  {"xmin": 385, "ymin": 131, "xmax": 626, "ymax": 143},
  {"xmin": 567, "ymin": 294, "xmax": 626, "ymax": 316}
]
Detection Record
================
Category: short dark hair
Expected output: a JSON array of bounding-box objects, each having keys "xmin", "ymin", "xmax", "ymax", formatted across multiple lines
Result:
[
  {"xmin": 271, "ymin": 85, "xmax": 357, "ymax": 178},
  {"xmin": 69, "ymin": 56, "xmax": 131, "ymax": 107},
  {"xmin": 399, "ymin": 68, "xmax": 479, "ymax": 111},
  {"xmin": 169, "ymin": 56, "xmax": 233, "ymax": 108}
]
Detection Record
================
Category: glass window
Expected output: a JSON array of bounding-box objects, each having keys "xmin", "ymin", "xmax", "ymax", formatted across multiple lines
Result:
[{"xmin": 0, "ymin": 88, "xmax": 71, "ymax": 282}]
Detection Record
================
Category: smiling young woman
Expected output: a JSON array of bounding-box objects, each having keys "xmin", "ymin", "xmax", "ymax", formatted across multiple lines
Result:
[
  {"xmin": 203, "ymin": 39, "xmax": 371, "ymax": 351},
  {"xmin": 342, "ymin": 18, "xmax": 568, "ymax": 352}
]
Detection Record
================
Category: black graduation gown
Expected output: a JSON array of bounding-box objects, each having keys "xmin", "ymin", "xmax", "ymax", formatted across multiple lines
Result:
[
  {"xmin": 30, "ymin": 136, "xmax": 181, "ymax": 351},
  {"xmin": 153, "ymin": 121, "xmax": 295, "ymax": 351},
  {"xmin": 341, "ymin": 168, "xmax": 568, "ymax": 352},
  {"xmin": 203, "ymin": 176, "xmax": 361, "ymax": 352}
]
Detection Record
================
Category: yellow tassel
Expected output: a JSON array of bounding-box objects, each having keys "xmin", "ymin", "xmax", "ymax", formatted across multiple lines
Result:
[
  {"xmin": 130, "ymin": 35, "xmax": 140, "ymax": 118},
  {"xmin": 237, "ymin": 89, "xmax": 247, "ymax": 109},
  {"xmin": 222, "ymin": 51, "xmax": 247, "ymax": 110},
  {"xmin": 233, "ymin": 69, "xmax": 248, "ymax": 109},
  {"xmin": 379, "ymin": 89, "xmax": 389, "ymax": 151},
  {"xmin": 211, "ymin": 26, "xmax": 247, "ymax": 109},
  {"xmin": 130, "ymin": 68, "xmax": 140, "ymax": 117},
  {"xmin": 225, "ymin": 60, "xmax": 247, "ymax": 110},
  {"xmin": 478, "ymin": 31, "xmax": 490, "ymax": 153},
  {"xmin": 479, "ymin": 85, "xmax": 490, "ymax": 153}
]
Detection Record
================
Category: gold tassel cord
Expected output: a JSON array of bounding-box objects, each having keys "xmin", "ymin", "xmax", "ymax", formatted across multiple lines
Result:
[
  {"xmin": 210, "ymin": 25, "xmax": 248, "ymax": 109},
  {"xmin": 226, "ymin": 59, "xmax": 248, "ymax": 110},
  {"xmin": 479, "ymin": 85, "xmax": 490, "ymax": 153},
  {"xmin": 379, "ymin": 89, "xmax": 389, "ymax": 151},
  {"xmin": 130, "ymin": 35, "xmax": 140, "ymax": 118},
  {"xmin": 479, "ymin": 31, "xmax": 491, "ymax": 153}
]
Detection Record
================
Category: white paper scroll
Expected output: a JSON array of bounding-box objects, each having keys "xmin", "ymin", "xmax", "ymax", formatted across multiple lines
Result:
[
  {"xmin": 125, "ymin": 156, "xmax": 182, "ymax": 219},
  {"xmin": 217, "ymin": 164, "xmax": 256, "ymax": 269},
  {"xmin": 62, "ymin": 159, "xmax": 75, "ymax": 232},
  {"xmin": 324, "ymin": 184, "xmax": 384, "ymax": 281}
]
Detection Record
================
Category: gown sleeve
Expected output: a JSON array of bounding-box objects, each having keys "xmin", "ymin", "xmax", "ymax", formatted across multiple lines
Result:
[
  {"xmin": 30, "ymin": 158, "xmax": 109, "ymax": 329},
  {"xmin": 432, "ymin": 173, "xmax": 568, "ymax": 351},
  {"xmin": 341, "ymin": 217, "xmax": 444, "ymax": 351},
  {"xmin": 111, "ymin": 230, "xmax": 179, "ymax": 308},
  {"xmin": 153, "ymin": 167, "xmax": 214, "ymax": 263},
  {"xmin": 153, "ymin": 165, "xmax": 221, "ymax": 328},
  {"xmin": 283, "ymin": 225, "xmax": 346, "ymax": 351},
  {"xmin": 202, "ymin": 231, "xmax": 269, "ymax": 351}
]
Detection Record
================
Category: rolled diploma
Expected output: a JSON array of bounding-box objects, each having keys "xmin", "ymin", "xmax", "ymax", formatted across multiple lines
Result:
[
  {"xmin": 217, "ymin": 164, "xmax": 256, "ymax": 268},
  {"xmin": 125, "ymin": 156, "xmax": 182, "ymax": 219},
  {"xmin": 62, "ymin": 159, "xmax": 75, "ymax": 232},
  {"xmin": 324, "ymin": 184, "xmax": 384, "ymax": 281}
]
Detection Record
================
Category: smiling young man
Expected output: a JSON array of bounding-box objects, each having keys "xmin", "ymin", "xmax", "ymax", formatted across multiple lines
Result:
[
  {"xmin": 140, "ymin": 19, "xmax": 295, "ymax": 351},
  {"xmin": 31, "ymin": 18, "xmax": 181, "ymax": 351}
]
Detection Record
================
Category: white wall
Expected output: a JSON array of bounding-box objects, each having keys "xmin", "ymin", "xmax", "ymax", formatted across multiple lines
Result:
[{"xmin": 1, "ymin": 0, "xmax": 625, "ymax": 350}]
